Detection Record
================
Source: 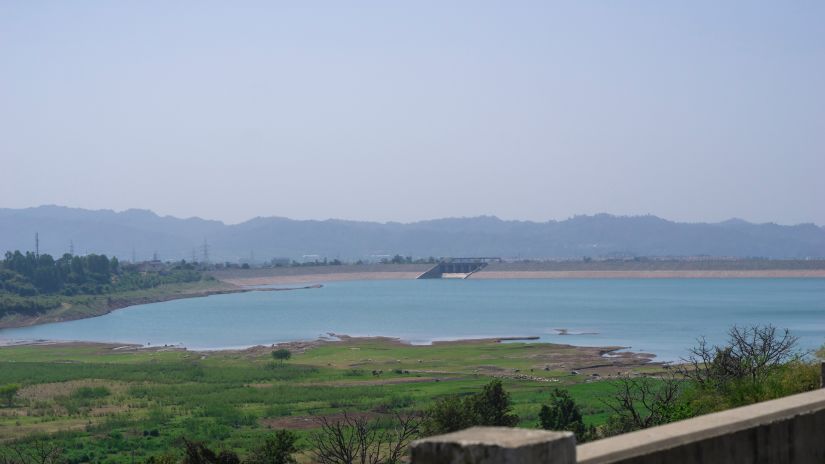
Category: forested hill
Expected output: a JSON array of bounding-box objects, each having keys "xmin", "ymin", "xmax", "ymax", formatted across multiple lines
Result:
[
  {"xmin": 0, "ymin": 250, "xmax": 208, "ymax": 319},
  {"xmin": 1, "ymin": 206, "xmax": 824, "ymax": 261}
]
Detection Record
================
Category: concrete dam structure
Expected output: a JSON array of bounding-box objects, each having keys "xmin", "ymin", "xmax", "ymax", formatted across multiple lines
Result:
[{"xmin": 417, "ymin": 257, "xmax": 502, "ymax": 279}]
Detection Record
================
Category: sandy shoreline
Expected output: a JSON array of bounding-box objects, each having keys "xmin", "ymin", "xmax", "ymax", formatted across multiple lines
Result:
[
  {"xmin": 217, "ymin": 268, "xmax": 825, "ymax": 286},
  {"xmin": 470, "ymin": 269, "xmax": 825, "ymax": 279},
  {"xmin": 219, "ymin": 271, "xmax": 425, "ymax": 286}
]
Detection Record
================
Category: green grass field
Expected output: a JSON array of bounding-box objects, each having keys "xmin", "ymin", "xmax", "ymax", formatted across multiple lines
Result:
[{"xmin": 0, "ymin": 339, "xmax": 656, "ymax": 463}]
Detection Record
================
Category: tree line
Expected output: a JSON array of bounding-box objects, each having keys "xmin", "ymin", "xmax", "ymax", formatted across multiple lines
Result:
[
  {"xmin": 0, "ymin": 250, "xmax": 206, "ymax": 317},
  {"xmin": 1, "ymin": 251, "xmax": 118, "ymax": 296}
]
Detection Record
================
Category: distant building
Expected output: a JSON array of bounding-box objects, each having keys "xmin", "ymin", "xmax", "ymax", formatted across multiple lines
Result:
[
  {"xmin": 270, "ymin": 257, "xmax": 290, "ymax": 266},
  {"xmin": 135, "ymin": 260, "xmax": 165, "ymax": 272}
]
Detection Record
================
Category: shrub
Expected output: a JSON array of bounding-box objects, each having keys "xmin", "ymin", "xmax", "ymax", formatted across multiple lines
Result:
[
  {"xmin": 0, "ymin": 383, "xmax": 20, "ymax": 407},
  {"xmin": 247, "ymin": 429, "xmax": 299, "ymax": 464},
  {"xmin": 538, "ymin": 388, "xmax": 594, "ymax": 442},
  {"xmin": 71, "ymin": 386, "xmax": 110, "ymax": 400},
  {"xmin": 423, "ymin": 380, "xmax": 519, "ymax": 435},
  {"xmin": 271, "ymin": 349, "xmax": 291, "ymax": 364}
]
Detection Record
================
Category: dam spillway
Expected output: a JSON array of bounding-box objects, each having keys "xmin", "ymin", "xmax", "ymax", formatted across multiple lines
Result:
[{"xmin": 417, "ymin": 257, "xmax": 502, "ymax": 279}]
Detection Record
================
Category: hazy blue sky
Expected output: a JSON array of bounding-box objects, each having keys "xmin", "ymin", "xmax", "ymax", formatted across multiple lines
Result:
[{"xmin": 2, "ymin": 1, "xmax": 823, "ymax": 225}]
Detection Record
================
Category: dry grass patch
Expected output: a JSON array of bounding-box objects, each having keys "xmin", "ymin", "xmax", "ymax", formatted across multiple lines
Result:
[{"xmin": 19, "ymin": 380, "xmax": 128, "ymax": 401}]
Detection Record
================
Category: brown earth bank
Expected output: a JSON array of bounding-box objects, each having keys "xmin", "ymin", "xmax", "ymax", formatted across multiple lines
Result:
[
  {"xmin": 480, "ymin": 259, "xmax": 825, "ymax": 272},
  {"xmin": 102, "ymin": 284, "xmax": 322, "ymax": 312},
  {"xmin": 218, "ymin": 272, "xmax": 425, "ymax": 286},
  {"xmin": 470, "ymin": 269, "xmax": 825, "ymax": 279},
  {"xmin": 210, "ymin": 264, "xmax": 430, "ymax": 286},
  {"xmin": 210, "ymin": 262, "xmax": 825, "ymax": 286},
  {"xmin": 0, "ymin": 283, "xmax": 322, "ymax": 330}
]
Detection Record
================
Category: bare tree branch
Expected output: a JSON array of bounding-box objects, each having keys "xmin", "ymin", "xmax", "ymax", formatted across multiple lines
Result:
[
  {"xmin": 309, "ymin": 412, "xmax": 421, "ymax": 464},
  {"xmin": 680, "ymin": 325, "xmax": 799, "ymax": 390}
]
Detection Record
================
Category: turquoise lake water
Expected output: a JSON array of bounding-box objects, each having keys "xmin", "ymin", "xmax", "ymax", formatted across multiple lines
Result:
[{"xmin": 1, "ymin": 279, "xmax": 824, "ymax": 361}]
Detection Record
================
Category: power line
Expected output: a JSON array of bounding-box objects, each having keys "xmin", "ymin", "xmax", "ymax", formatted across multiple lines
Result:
[{"xmin": 201, "ymin": 238, "xmax": 210, "ymax": 263}]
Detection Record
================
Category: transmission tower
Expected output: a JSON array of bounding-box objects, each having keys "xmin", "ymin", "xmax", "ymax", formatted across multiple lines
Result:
[
  {"xmin": 69, "ymin": 240, "xmax": 75, "ymax": 255},
  {"xmin": 35, "ymin": 232, "xmax": 39, "ymax": 258},
  {"xmin": 201, "ymin": 239, "xmax": 210, "ymax": 263}
]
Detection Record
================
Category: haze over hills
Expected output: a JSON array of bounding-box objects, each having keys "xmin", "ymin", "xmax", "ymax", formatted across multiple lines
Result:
[{"xmin": 1, "ymin": 206, "xmax": 823, "ymax": 262}]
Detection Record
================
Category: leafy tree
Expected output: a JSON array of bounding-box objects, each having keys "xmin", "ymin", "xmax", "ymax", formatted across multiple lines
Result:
[
  {"xmin": 424, "ymin": 380, "xmax": 519, "ymax": 435},
  {"xmin": 0, "ymin": 269, "xmax": 37, "ymax": 296},
  {"xmin": 388, "ymin": 255, "xmax": 412, "ymax": 264},
  {"xmin": 248, "ymin": 429, "xmax": 299, "ymax": 464},
  {"xmin": 538, "ymin": 388, "xmax": 593, "ymax": 442},
  {"xmin": 422, "ymin": 396, "xmax": 475, "ymax": 435},
  {"xmin": 0, "ymin": 384, "xmax": 20, "ymax": 407},
  {"xmin": 271, "ymin": 349, "xmax": 292, "ymax": 364},
  {"xmin": 469, "ymin": 379, "xmax": 519, "ymax": 427}
]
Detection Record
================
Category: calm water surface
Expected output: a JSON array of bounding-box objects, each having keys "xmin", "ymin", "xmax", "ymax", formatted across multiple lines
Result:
[{"xmin": 1, "ymin": 279, "xmax": 824, "ymax": 361}]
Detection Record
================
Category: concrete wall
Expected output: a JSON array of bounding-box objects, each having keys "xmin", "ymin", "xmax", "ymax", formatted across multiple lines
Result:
[
  {"xmin": 578, "ymin": 388, "xmax": 825, "ymax": 464},
  {"xmin": 412, "ymin": 387, "xmax": 825, "ymax": 464}
]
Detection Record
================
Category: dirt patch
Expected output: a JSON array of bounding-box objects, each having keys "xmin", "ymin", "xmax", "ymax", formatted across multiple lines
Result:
[
  {"xmin": 0, "ymin": 418, "xmax": 95, "ymax": 443},
  {"xmin": 249, "ymin": 376, "xmax": 460, "ymax": 389},
  {"xmin": 19, "ymin": 379, "xmax": 128, "ymax": 401},
  {"xmin": 261, "ymin": 412, "xmax": 381, "ymax": 430},
  {"xmin": 318, "ymin": 376, "xmax": 460, "ymax": 387}
]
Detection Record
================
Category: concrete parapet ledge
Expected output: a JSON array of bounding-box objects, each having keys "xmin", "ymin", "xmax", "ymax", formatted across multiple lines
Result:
[
  {"xmin": 411, "ymin": 427, "xmax": 576, "ymax": 464},
  {"xmin": 820, "ymin": 361, "xmax": 824, "ymax": 388},
  {"xmin": 577, "ymin": 388, "xmax": 825, "ymax": 464}
]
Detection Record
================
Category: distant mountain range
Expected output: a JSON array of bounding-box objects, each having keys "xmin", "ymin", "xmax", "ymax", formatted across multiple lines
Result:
[{"xmin": 1, "ymin": 206, "xmax": 823, "ymax": 261}]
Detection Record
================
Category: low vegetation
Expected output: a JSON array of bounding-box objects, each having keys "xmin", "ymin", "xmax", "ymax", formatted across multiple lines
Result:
[
  {"xmin": 0, "ymin": 325, "xmax": 820, "ymax": 463},
  {"xmin": 599, "ymin": 325, "xmax": 819, "ymax": 437}
]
